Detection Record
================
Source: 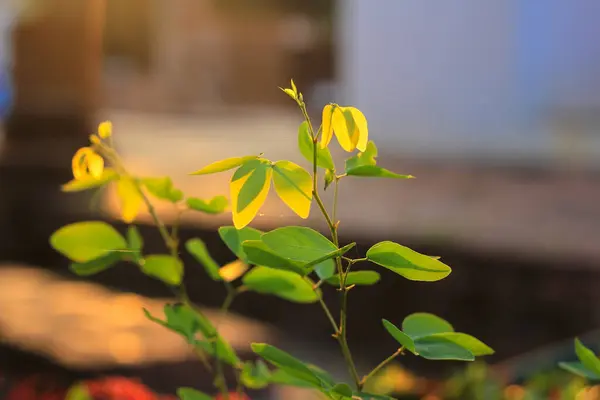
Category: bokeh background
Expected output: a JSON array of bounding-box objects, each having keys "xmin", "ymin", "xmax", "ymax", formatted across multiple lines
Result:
[{"xmin": 1, "ymin": 0, "xmax": 600, "ymax": 399}]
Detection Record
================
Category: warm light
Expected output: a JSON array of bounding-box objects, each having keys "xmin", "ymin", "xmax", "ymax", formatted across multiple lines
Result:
[
  {"xmin": 109, "ymin": 331, "xmax": 144, "ymax": 364},
  {"xmin": 504, "ymin": 384, "xmax": 526, "ymax": 400},
  {"xmin": 108, "ymin": 293, "xmax": 145, "ymax": 327},
  {"xmin": 576, "ymin": 386, "xmax": 600, "ymax": 400}
]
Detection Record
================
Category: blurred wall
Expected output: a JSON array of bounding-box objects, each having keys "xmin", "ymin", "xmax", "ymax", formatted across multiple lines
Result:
[{"xmin": 338, "ymin": 0, "xmax": 600, "ymax": 166}]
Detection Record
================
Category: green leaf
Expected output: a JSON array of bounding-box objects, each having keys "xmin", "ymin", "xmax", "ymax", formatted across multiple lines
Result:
[
  {"xmin": 177, "ymin": 387, "xmax": 212, "ymax": 400},
  {"xmin": 143, "ymin": 304, "xmax": 198, "ymax": 342},
  {"xmin": 413, "ymin": 335, "xmax": 475, "ymax": 361},
  {"xmin": 324, "ymin": 168, "xmax": 335, "ymax": 191},
  {"xmin": 185, "ymin": 238, "xmax": 221, "ymax": 281},
  {"xmin": 190, "ymin": 155, "xmax": 257, "ymax": 175},
  {"xmin": 272, "ymin": 160, "xmax": 313, "ymax": 219},
  {"xmin": 330, "ymin": 383, "xmax": 353, "ymax": 399},
  {"xmin": 345, "ymin": 140, "xmax": 378, "ymax": 171},
  {"xmin": 145, "ymin": 304, "xmax": 240, "ymax": 366},
  {"xmin": 346, "ymin": 165, "xmax": 414, "ymax": 179},
  {"xmin": 425, "ymin": 332, "xmax": 494, "ymax": 356},
  {"xmin": 402, "ymin": 313, "xmax": 454, "ymax": 338},
  {"xmin": 126, "ymin": 225, "xmax": 144, "ymax": 262},
  {"xmin": 251, "ymin": 343, "xmax": 328, "ymax": 389},
  {"xmin": 186, "ymin": 196, "xmax": 228, "ymax": 214},
  {"xmin": 127, "ymin": 226, "xmax": 143, "ymax": 251},
  {"xmin": 575, "ymin": 338, "xmax": 600, "ymax": 376},
  {"xmin": 242, "ymin": 240, "xmax": 307, "ymax": 275},
  {"xmin": 261, "ymin": 226, "xmax": 338, "ymax": 264},
  {"xmin": 366, "ymin": 241, "xmax": 451, "ymax": 282},
  {"xmin": 298, "ymin": 121, "xmax": 335, "ymax": 170},
  {"xmin": 560, "ymin": 362, "xmax": 600, "ymax": 380},
  {"xmin": 140, "ymin": 255, "xmax": 184, "ymax": 285},
  {"xmin": 269, "ymin": 369, "xmax": 316, "ymax": 388},
  {"xmin": 61, "ymin": 168, "xmax": 118, "ymax": 192},
  {"xmin": 69, "ymin": 251, "xmax": 123, "ymax": 276},
  {"xmin": 314, "ymin": 260, "xmax": 336, "ymax": 280},
  {"xmin": 142, "ymin": 176, "xmax": 183, "ymax": 203},
  {"xmin": 193, "ymin": 339, "xmax": 241, "ymax": 367},
  {"xmin": 235, "ymin": 159, "xmax": 270, "ymax": 213},
  {"xmin": 50, "ymin": 221, "xmax": 127, "ymax": 263},
  {"xmin": 381, "ymin": 319, "xmax": 416, "ymax": 354},
  {"xmin": 301, "ymin": 243, "xmax": 356, "ymax": 271},
  {"xmin": 325, "ymin": 270, "xmax": 381, "ymax": 286},
  {"xmin": 243, "ymin": 267, "xmax": 319, "ymax": 303},
  {"xmin": 218, "ymin": 225, "xmax": 264, "ymax": 262},
  {"xmin": 241, "ymin": 360, "xmax": 271, "ymax": 389}
]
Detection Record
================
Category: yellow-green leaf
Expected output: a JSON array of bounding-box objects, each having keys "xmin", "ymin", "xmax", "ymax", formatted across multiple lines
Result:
[
  {"xmin": 186, "ymin": 196, "xmax": 228, "ymax": 214},
  {"xmin": 366, "ymin": 241, "xmax": 451, "ymax": 282},
  {"xmin": 185, "ymin": 238, "xmax": 221, "ymax": 281},
  {"xmin": 50, "ymin": 221, "xmax": 127, "ymax": 262},
  {"xmin": 70, "ymin": 252, "xmax": 123, "ymax": 276},
  {"xmin": 218, "ymin": 225, "xmax": 264, "ymax": 262},
  {"xmin": 325, "ymin": 270, "xmax": 381, "ymax": 286},
  {"xmin": 298, "ymin": 121, "xmax": 334, "ymax": 170},
  {"xmin": 177, "ymin": 388, "xmax": 212, "ymax": 400},
  {"xmin": 140, "ymin": 254, "xmax": 184, "ymax": 286},
  {"xmin": 117, "ymin": 177, "xmax": 143, "ymax": 223},
  {"xmin": 346, "ymin": 165, "xmax": 414, "ymax": 179},
  {"xmin": 190, "ymin": 156, "xmax": 257, "ymax": 175},
  {"xmin": 142, "ymin": 177, "xmax": 183, "ymax": 203},
  {"xmin": 272, "ymin": 160, "xmax": 313, "ymax": 218},
  {"xmin": 243, "ymin": 267, "xmax": 319, "ymax": 303},
  {"xmin": 575, "ymin": 338, "xmax": 600, "ymax": 376},
  {"xmin": 425, "ymin": 332, "xmax": 494, "ymax": 356},
  {"xmin": 242, "ymin": 240, "xmax": 307, "ymax": 275},
  {"xmin": 345, "ymin": 141, "xmax": 378, "ymax": 171},
  {"xmin": 61, "ymin": 168, "xmax": 118, "ymax": 192},
  {"xmin": 230, "ymin": 159, "xmax": 272, "ymax": 229}
]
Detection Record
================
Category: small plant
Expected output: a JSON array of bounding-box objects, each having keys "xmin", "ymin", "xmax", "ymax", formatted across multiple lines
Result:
[
  {"xmin": 50, "ymin": 81, "xmax": 494, "ymax": 399},
  {"xmin": 560, "ymin": 338, "xmax": 600, "ymax": 382}
]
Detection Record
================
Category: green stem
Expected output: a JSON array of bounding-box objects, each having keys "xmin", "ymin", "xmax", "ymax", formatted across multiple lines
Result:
[
  {"xmin": 105, "ymin": 146, "xmax": 231, "ymax": 399},
  {"xmin": 359, "ymin": 347, "xmax": 404, "ymax": 390},
  {"xmin": 299, "ymin": 101, "xmax": 361, "ymax": 391}
]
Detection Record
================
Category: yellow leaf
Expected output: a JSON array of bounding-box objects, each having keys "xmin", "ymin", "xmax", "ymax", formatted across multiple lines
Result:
[
  {"xmin": 290, "ymin": 79, "xmax": 297, "ymax": 95},
  {"xmin": 71, "ymin": 147, "xmax": 104, "ymax": 180},
  {"xmin": 219, "ymin": 259, "xmax": 249, "ymax": 282},
  {"xmin": 320, "ymin": 104, "xmax": 334, "ymax": 149},
  {"xmin": 190, "ymin": 156, "xmax": 257, "ymax": 175},
  {"xmin": 117, "ymin": 177, "xmax": 143, "ymax": 223},
  {"xmin": 98, "ymin": 121, "xmax": 112, "ymax": 138},
  {"xmin": 230, "ymin": 160, "xmax": 272, "ymax": 229},
  {"xmin": 87, "ymin": 151, "xmax": 105, "ymax": 179},
  {"xmin": 272, "ymin": 160, "xmax": 313, "ymax": 218},
  {"xmin": 89, "ymin": 134, "xmax": 100, "ymax": 145},
  {"xmin": 332, "ymin": 106, "xmax": 359, "ymax": 152},
  {"xmin": 280, "ymin": 87, "xmax": 296, "ymax": 100},
  {"xmin": 348, "ymin": 107, "xmax": 369, "ymax": 152}
]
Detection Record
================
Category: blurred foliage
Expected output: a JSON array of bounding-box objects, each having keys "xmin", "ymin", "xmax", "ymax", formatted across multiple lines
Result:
[{"xmin": 364, "ymin": 361, "xmax": 598, "ymax": 400}]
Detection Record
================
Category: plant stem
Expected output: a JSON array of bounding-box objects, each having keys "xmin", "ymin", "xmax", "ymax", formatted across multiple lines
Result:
[
  {"xmin": 299, "ymin": 101, "xmax": 361, "ymax": 390},
  {"xmin": 106, "ymin": 147, "xmax": 232, "ymax": 399},
  {"xmin": 359, "ymin": 347, "xmax": 404, "ymax": 390}
]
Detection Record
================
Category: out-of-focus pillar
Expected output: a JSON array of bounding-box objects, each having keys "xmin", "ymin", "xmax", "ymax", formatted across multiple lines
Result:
[{"xmin": 0, "ymin": 0, "xmax": 105, "ymax": 263}]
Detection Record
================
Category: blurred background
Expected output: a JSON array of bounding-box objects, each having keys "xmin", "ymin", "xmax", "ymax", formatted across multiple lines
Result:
[{"xmin": 0, "ymin": 0, "xmax": 600, "ymax": 398}]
